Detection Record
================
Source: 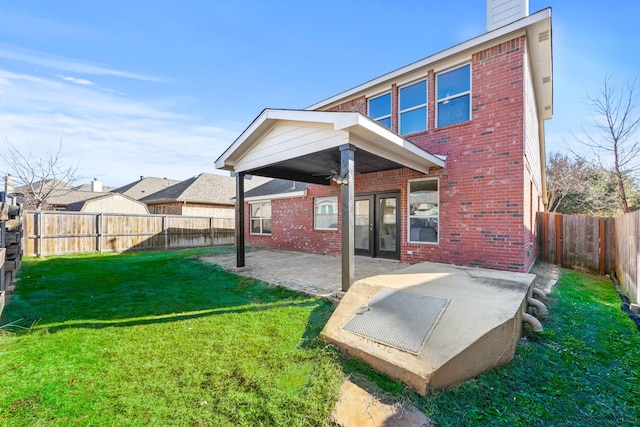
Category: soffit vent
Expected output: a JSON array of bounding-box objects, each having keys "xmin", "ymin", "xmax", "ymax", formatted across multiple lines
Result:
[
  {"xmin": 542, "ymin": 76, "xmax": 551, "ymax": 84},
  {"xmin": 538, "ymin": 30, "xmax": 550, "ymax": 43}
]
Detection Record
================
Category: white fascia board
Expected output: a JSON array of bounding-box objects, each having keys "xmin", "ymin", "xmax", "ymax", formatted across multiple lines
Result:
[
  {"xmin": 306, "ymin": 8, "xmax": 551, "ymax": 111},
  {"xmin": 245, "ymin": 190, "xmax": 307, "ymax": 202},
  {"xmin": 526, "ymin": 18, "xmax": 553, "ymax": 119},
  {"xmin": 215, "ymin": 108, "xmax": 271, "ymax": 170},
  {"xmin": 215, "ymin": 109, "xmax": 362, "ymax": 171}
]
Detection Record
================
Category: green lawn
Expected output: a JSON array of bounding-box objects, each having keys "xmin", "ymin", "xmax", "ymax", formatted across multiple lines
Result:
[
  {"xmin": 2, "ymin": 247, "xmax": 639, "ymax": 426},
  {"xmin": 0, "ymin": 247, "xmax": 342, "ymax": 426},
  {"xmin": 410, "ymin": 270, "xmax": 640, "ymax": 426}
]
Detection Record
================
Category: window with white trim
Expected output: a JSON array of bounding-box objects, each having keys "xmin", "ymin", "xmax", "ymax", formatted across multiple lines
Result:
[
  {"xmin": 314, "ymin": 197, "xmax": 338, "ymax": 230},
  {"xmin": 408, "ymin": 179, "xmax": 439, "ymax": 243},
  {"xmin": 250, "ymin": 201, "xmax": 271, "ymax": 235},
  {"xmin": 437, "ymin": 64, "xmax": 471, "ymax": 127},
  {"xmin": 368, "ymin": 92, "xmax": 391, "ymax": 129},
  {"xmin": 399, "ymin": 79, "xmax": 427, "ymax": 135}
]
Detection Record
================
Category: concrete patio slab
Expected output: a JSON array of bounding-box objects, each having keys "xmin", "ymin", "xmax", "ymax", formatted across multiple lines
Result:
[{"xmin": 201, "ymin": 249, "xmax": 408, "ymax": 297}]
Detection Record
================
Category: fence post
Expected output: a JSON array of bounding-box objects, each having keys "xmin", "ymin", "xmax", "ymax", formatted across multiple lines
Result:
[
  {"xmin": 38, "ymin": 210, "xmax": 45, "ymax": 257},
  {"xmin": 163, "ymin": 215, "xmax": 168, "ymax": 250},
  {"xmin": 555, "ymin": 214, "xmax": 563, "ymax": 266},
  {"xmin": 0, "ymin": 192, "xmax": 6, "ymax": 293},
  {"xmin": 599, "ymin": 219, "xmax": 605, "ymax": 275},
  {"xmin": 543, "ymin": 212, "xmax": 548, "ymax": 263},
  {"xmin": 96, "ymin": 213, "xmax": 103, "ymax": 253}
]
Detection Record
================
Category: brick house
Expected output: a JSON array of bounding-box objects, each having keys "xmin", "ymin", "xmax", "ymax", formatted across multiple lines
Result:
[{"xmin": 216, "ymin": 1, "xmax": 552, "ymax": 290}]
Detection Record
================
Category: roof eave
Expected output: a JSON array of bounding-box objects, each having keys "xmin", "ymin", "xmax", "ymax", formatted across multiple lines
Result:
[
  {"xmin": 245, "ymin": 189, "xmax": 308, "ymax": 202},
  {"xmin": 215, "ymin": 109, "xmax": 445, "ymax": 176}
]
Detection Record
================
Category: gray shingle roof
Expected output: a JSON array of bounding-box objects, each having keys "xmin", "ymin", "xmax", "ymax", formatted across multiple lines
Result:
[
  {"xmin": 112, "ymin": 177, "xmax": 181, "ymax": 200},
  {"xmin": 65, "ymin": 193, "xmax": 144, "ymax": 212},
  {"xmin": 138, "ymin": 173, "xmax": 268, "ymax": 205},
  {"xmin": 46, "ymin": 189, "xmax": 107, "ymax": 206},
  {"xmin": 244, "ymin": 179, "xmax": 307, "ymax": 198}
]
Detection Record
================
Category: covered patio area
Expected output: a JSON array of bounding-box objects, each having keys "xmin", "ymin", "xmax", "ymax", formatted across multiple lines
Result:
[{"xmin": 214, "ymin": 108, "xmax": 445, "ymax": 291}]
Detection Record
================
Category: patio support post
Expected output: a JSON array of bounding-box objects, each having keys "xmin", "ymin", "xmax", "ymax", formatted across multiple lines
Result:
[
  {"xmin": 236, "ymin": 172, "xmax": 245, "ymax": 268},
  {"xmin": 340, "ymin": 144, "xmax": 355, "ymax": 291}
]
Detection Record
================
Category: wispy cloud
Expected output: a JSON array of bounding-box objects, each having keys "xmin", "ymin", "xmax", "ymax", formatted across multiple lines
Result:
[
  {"xmin": 0, "ymin": 44, "xmax": 167, "ymax": 83},
  {"xmin": 57, "ymin": 75, "xmax": 95, "ymax": 86},
  {"xmin": 0, "ymin": 68, "xmax": 240, "ymax": 186}
]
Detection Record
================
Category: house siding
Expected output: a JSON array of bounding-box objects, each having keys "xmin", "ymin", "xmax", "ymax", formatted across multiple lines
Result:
[
  {"xmin": 182, "ymin": 203, "xmax": 234, "ymax": 218},
  {"xmin": 246, "ymin": 35, "xmax": 544, "ymax": 273},
  {"xmin": 146, "ymin": 202, "xmax": 235, "ymax": 218},
  {"xmin": 524, "ymin": 42, "xmax": 543, "ymax": 194}
]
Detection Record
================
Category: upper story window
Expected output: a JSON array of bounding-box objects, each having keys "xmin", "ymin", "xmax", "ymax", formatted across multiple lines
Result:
[
  {"xmin": 368, "ymin": 92, "xmax": 391, "ymax": 129},
  {"xmin": 408, "ymin": 179, "xmax": 439, "ymax": 244},
  {"xmin": 399, "ymin": 80, "xmax": 427, "ymax": 135},
  {"xmin": 314, "ymin": 197, "xmax": 338, "ymax": 230},
  {"xmin": 437, "ymin": 64, "xmax": 471, "ymax": 127},
  {"xmin": 250, "ymin": 201, "xmax": 271, "ymax": 235}
]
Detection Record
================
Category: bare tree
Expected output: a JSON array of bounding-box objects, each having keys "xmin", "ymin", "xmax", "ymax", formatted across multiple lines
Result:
[
  {"xmin": 546, "ymin": 152, "xmax": 588, "ymax": 213},
  {"xmin": 574, "ymin": 76, "xmax": 640, "ymax": 213},
  {"xmin": 546, "ymin": 151, "xmax": 624, "ymax": 216},
  {"xmin": 1, "ymin": 138, "xmax": 81, "ymax": 210}
]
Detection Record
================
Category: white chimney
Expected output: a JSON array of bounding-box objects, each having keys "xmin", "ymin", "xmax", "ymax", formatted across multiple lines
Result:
[
  {"xmin": 487, "ymin": 0, "xmax": 529, "ymax": 32},
  {"xmin": 91, "ymin": 178, "xmax": 103, "ymax": 192}
]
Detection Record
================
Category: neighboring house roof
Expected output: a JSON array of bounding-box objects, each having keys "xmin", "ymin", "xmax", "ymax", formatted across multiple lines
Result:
[
  {"xmin": 13, "ymin": 179, "xmax": 75, "ymax": 196},
  {"xmin": 14, "ymin": 179, "xmax": 112, "ymax": 209},
  {"xmin": 112, "ymin": 176, "xmax": 181, "ymax": 200},
  {"xmin": 47, "ymin": 189, "xmax": 108, "ymax": 207},
  {"xmin": 75, "ymin": 183, "xmax": 116, "ymax": 192},
  {"xmin": 139, "ymin": 173, "xmax": 271, "ymax": 205},
  {"xmin": 244, "ymin": 179, "xmax": 308, "ymax": 201},
  {"xmin": 66, "ymin": 192, "xmax": 148, "ymax": 212}
]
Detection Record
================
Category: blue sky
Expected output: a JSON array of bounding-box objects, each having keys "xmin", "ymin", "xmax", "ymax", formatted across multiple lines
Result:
[{"xmin": 0, "ymin": 0, "xmax": 638, "ymax": 187}]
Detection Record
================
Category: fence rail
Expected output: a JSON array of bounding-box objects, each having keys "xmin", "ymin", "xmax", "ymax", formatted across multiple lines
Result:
[
  {"xmin": 537, "ymin": 211, "xmax": 639, "ymax": 304},
  {"xmin": 23, "ymin": 211, "xmax": 235, "ymax": 257}
]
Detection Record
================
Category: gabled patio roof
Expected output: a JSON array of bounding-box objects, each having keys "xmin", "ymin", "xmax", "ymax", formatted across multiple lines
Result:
[
  {"xmin": 215, "ymin": 108, "xmax": 445, "ymax": 292},
  {"xmin": 215, "ymin": 109, "xmax": 444, "ymax": 184}
]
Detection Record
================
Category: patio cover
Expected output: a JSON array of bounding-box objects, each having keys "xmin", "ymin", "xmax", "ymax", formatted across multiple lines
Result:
[{"xmin": 215, "ymin": 108, "xmax": 445, "ymax": 291}]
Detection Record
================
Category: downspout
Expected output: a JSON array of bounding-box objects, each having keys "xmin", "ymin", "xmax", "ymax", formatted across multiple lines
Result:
[
  {"xmin": 532, "ymin": 287, "xmax": 547, "ymax": 300},
  {"xmin": 539, "ymin": 120, "xmax": 548, "ymax": 207},
  {"xmin": 528, "ymin": 297, "xmax": 548, "ymax": 319},
  {"xmin": 523, "ymin": 312, "xmax": 543, "ymax": 332}
]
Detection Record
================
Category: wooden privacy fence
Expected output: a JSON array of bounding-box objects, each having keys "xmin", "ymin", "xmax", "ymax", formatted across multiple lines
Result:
[
  {"xmin": 536, "ymin": 212, "xmax": 615, "ymax": 275},
  {"xmin": 537, "ymin": 210, "xmax": 640, "ymax": 304},
  {"xmin": 613, "ymin": 210, "xmax": 640, "ymax": 304},
  {"xmin": 23, "ymin": 211, "xmax": 235, "ymax": 257}
]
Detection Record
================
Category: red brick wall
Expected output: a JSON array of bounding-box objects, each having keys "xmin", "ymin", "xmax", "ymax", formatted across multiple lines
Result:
[
  {"xmin": 246, "ymin": 185, "xmax": 342, "ymax": 254},
  {"xmin": 247, "ymin": 36, "xmax": 542, "ymax": 272},
  {"xmin": 327, "ymin": 95, "xmax": 367, "ymax": 114}
]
